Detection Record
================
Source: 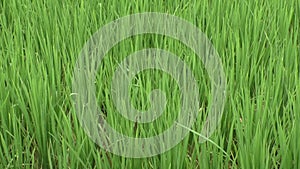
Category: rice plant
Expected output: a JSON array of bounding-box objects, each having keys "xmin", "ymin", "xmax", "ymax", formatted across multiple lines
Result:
[{"xmin": 0, "ymin": 0, "xmax": 299, "ymax": 168}]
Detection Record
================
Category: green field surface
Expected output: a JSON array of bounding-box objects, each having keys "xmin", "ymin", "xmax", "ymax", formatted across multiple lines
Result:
[{"xmin": 1, "ymin": 0, "xmax": 299, "ymax": 168}]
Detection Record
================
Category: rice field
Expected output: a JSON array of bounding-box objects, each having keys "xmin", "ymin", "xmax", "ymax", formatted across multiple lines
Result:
[{"xmin": 0, "ymin": 0, "xmax": 299, "ymax": 168}]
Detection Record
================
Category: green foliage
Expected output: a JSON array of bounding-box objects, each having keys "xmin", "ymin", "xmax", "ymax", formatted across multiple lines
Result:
[{"xmin": 0, "ymin": 0, "xmax": 299, "ymax": 168}]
